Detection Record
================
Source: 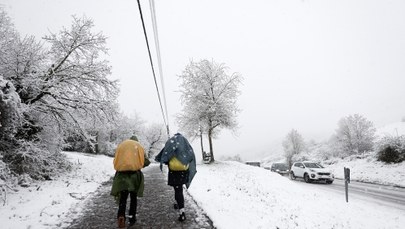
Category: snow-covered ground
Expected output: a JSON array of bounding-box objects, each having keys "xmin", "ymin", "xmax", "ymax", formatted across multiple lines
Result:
[
  {"xmin": 189, "ymin": 161, "xmax": 405, "ymax": 229},
  {"xmin": 0, "ymin": 151, "xmax": 404, "ymax": 228},
  {"xmin": 0, "ymin": 152, "xmax": 115, "ymax": 229},
  {"xmin": 327, "ymin": 155, "xmax": 405, "ymax": 187}
]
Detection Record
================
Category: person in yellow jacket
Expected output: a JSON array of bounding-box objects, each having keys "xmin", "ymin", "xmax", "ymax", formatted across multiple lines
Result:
[{"xmin": 111, "ymin": 135, "xmax": 150, "ymax": 228}]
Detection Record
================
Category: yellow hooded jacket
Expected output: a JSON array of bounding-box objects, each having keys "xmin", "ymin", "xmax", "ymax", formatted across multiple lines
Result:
[{"xmin": 113, "ymin": 139, "xmax": 145, "ymax": 171}]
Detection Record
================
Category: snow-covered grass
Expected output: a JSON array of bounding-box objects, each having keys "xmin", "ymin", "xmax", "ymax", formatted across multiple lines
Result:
[
  {"xmin": 326, "ymin": 155, "xmax": 405, "ymax": 187},
  {"xmin": 188, "ymin": 161, "xmax": 405, "ymax": 229},
  {"xmin": 1, "ymin": 151, "xmax": 404, "ymax": 228},
  {"xmin": 0, "ymin": 151, "xmax": 115, "ymax": 229}
]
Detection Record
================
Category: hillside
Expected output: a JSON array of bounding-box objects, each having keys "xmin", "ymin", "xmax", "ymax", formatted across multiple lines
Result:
[{"xmin": 260, "ymin": 121, "xmax": 405, "ymax": 187}]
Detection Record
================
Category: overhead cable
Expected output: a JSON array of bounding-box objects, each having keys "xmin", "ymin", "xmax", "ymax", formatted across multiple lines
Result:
[
  {"xmin": 149, "ymin": 0, "xmax": 170, "ymax": 137},
  {"xmin": 136, "ymin": 0, "xmax": 168, "ymax": 132}
]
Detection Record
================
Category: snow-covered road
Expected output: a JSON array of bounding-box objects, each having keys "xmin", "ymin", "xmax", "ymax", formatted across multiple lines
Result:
[{"xmin": 290, "ymin": 177, "xmax": 405, "ymax": 211}]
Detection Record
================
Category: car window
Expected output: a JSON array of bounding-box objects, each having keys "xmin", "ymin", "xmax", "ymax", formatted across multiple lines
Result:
[
  {"xmin": 303, "ymin": 162, "xmax": 323, "ymax": 168},
  {"xmin": 273, "ymin": 163, "xmax": 288, "ymax": 170},
  {"xmin": 279, "ymin": 164, "xmax": 288, "ymax": 170},
  {"xmin": 295, "ymin": 163, "xmax": 302, "ymax": 167}
]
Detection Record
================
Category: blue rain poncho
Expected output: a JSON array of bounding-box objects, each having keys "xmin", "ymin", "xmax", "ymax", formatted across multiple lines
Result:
[{"xmin": 155, "ymin": 133, "xmax": 197, "ymax": 188}]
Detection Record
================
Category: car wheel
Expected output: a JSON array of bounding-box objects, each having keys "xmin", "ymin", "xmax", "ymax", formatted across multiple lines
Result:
[
  {"xmin": 290, "ymin": 171, "xmax": 296, "ymax": 180},
  {"xmin": 326, "ymin": 180, "xmax": 333, "ymax": 184},
  {"xmin": 304, "ymin": 173, "xmax": 312, "ymax": 183}
]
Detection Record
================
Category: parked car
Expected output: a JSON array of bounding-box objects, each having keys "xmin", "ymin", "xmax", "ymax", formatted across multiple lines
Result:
[
  {"xmin": 270, "ymin": 162, "xmax": 289, "ymax": 175},
  {"xmin": 290, "ymin": 161, "xmax": 334, "ymax": 184},
  {"xmin": 245, "ymin": 161, "xmax": 261, "ymax": 167}
]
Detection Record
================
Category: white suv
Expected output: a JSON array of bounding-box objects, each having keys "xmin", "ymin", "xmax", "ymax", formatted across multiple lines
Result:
[{"xmin": 290, "ymin": 161, "xmax": 334, "ymax": 184}]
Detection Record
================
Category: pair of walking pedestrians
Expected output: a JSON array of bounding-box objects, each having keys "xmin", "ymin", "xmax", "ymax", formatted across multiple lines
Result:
[{"xmin": 110, "ymin": 133, "xmax": 196, "ymax": 228}]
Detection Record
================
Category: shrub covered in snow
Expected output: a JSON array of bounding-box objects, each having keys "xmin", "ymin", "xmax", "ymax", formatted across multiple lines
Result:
[
  {"xmin": 0, "ymin": 76, "xmax": 22, "ymax": 145},
  {"xmin": 4, "ymin": 141, "xmax": 72, "ymax": 181},
  {"xmin": 0, "ymin": 153, "xmax": 12, "ymax": 182},
  {"xmin": 375, "ymin": 135, "xmax": 405, "ymax": 163}
]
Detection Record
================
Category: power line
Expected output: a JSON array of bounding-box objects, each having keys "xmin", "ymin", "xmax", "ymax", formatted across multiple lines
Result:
[
  {"xmin": 136, "ymin": 0, "xmax": 169, "ymax": 134},
  {"xmin": 149, "ymin": 0, "xmax": 170, "ymax": 136}
]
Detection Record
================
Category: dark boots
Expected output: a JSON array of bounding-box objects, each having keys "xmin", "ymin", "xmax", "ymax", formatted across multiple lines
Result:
[
  {"xmin": 178, "ymin": 208, "xmax": 186, "ymax": 222},
  {"xmin": 178, "ymin": 212, "xmax": 186, "ymax": 222},
  {"xmin": 117, "ymin": 216, "xmax": 125, "ymax": 228},
  {"xmin": 117, "ymin": 215, "xmax": 136, "ymax": 228},
  {"xmin": 128, "ymin": 215, "xmax": 136, "ymax": 227}
]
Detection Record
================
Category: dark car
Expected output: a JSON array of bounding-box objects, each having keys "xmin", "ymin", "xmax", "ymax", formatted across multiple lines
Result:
[{"xmin": 270, "ymin": 162, "xmax": 289, "ymax": 175}]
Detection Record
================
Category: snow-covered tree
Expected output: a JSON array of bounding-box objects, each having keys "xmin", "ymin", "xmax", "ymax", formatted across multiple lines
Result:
[
  {"xmin": 176, "ymin": 109, "xmax": 206, "ymax": 155},
  {"xmin": 305, "ymin": 140, "xmax": 334, "ymax": 161},
  {"xmin": 29, "ymin": 15, "xmax": 119, "ymax": 138},
  {"xmin": 332, "ymin": 114, "xmax": 376, "ymax": 157},
  {"xmin": 141, "ymin": 123, "xmax": 166, "ymax": 158},
  {"xmin": 177, "ymin": 59, "xmax": 242, "ymax": 162},
  {"xmin": 0, "ymin": 76, "xmax": 22, "ymax": 146},
  {"xmin": 0, "ymin": 8, "xmax": 18, "ymax": 71},
  {"xmin": 0, "ymin": 10, "xmax": 22, "ymax": 144},
  {"xmin": 282, "ymin": 129, "xmax": 305, "ymax": 168},
  {"xmin": 1, "ymin": 13, "xmax": 119, "ymax": 144},
  {"xmin": 111, "ymin": 112, "xmax": 146, "ymax": 143},
  {"xmin": 0, "ymin": 10, "xmax": 119, "ymax": 181}
]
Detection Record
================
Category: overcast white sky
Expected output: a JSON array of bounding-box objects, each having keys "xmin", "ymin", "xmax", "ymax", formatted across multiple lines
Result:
[{"xmin": 2, "ymin": 0, "xmax": 405, "ymax": 160}]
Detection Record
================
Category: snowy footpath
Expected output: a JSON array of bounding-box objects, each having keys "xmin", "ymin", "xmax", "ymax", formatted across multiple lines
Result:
[{"xmin": 0, "ymin": 151, "xmax": 404, "ymax": 229}]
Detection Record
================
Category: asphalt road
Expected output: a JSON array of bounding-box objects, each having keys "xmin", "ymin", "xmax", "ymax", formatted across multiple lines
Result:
[{"xmin": 287, "ymin": 175, "xmax": 405, "ymax": 211}]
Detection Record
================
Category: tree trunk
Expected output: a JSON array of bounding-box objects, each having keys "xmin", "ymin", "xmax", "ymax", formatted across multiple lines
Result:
[
  {"xmin": 95, "ymin": 132, "xmax": 99, "ymax": 154},
  {"xmin": 208, "ymin": 128, "xmax": 215, "ymax": 162},
  {"xmin": 200, "ymin": 129, "xmax": 205, "ymax": 159}
]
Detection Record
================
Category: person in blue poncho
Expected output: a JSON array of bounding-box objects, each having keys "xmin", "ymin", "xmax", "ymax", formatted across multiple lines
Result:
[{"xmin": 155, "ymin": 133, "xmax": 196, "ymax": 222}]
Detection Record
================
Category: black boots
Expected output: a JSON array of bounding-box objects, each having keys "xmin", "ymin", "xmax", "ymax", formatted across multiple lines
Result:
[
  {"xmin": 178, "ymin": 212, "xmax": 186, "ymax": 222},
  {"xmin": 117, "ymin": 216, "xmax": 125, "ymax": 228},
  {"xmin": 128, "ymin": 215, "xmax": 136, "ymax": 227}
]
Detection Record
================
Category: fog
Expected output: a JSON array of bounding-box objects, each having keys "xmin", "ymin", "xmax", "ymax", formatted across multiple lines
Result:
[{"xmin": 3, "ymin": 0, "xmax": 405, "ymax": 160}]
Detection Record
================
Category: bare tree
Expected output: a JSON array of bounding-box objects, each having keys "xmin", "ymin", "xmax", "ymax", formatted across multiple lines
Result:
[
  {"xmin": 332, "ymin": 114, "xmax": 376, "ymax": 156},
  {"xmin": 177, "ymin": 59, "xmax": 242, "ymax": 162},
  {"xmin": 282, "ymin": 129, "xmax": 305, "ymax": 168}
]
